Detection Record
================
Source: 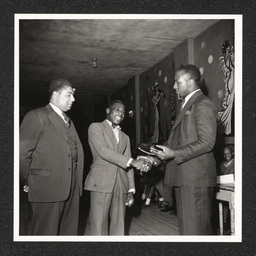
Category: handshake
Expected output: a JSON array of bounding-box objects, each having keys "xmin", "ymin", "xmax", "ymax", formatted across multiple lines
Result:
[{"xmin": 130, "ymin": 155, "xmax": 156, "ymax": 174}]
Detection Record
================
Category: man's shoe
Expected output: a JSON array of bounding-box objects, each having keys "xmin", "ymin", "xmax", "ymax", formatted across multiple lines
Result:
[
  {"xmin": 141, "ymin": 204, "xmax": 150, "ymax": 209},
  {"xmin": 158, "ymin": 201, "xmax": 169, "ymax": 209},
  {"xmin": 169, "ymin": 210, "xmax": 177, "ymax": 216},
  {"xmin": 160, "ymin": 204, "xmax": 176, "ymax": 212},
  {"xmin": 157, "ymin": 201, "xmax": 165, "ymax": 208}
]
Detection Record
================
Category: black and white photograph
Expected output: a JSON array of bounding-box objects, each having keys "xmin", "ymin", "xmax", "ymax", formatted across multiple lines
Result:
[{"xmin": 14, "ymin": 14, "xmax": 242, "ymax": 243}]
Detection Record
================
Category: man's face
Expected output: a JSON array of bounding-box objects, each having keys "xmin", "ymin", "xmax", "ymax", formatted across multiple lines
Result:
[
  {"xmin": 54, "ymin": 86, "xmax": 75, "ymax": 112},
  {"xmin": 106, "ymin": 103, "xmax": 125, "ymax": 125},
  {"xmin": 173, "ymin": 70, "xmax": 191, "ymax": 99}
]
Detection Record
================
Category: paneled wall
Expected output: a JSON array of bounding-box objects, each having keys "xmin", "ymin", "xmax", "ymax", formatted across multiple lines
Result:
[{"xmin": 100, "ymin": 20, "xmax": 235, "ymax": 161}]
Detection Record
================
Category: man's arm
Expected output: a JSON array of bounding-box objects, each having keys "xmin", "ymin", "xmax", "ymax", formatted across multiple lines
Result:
[
  {"xmin": 20, "ymin": 111, "xmax": 43, "ymax": 185},
  {"xmin": 173, "ymin": 99, "xmax": 217, "ymax": 164},
  {"xmin": 88, "ymin": 123, "xmax": 146, "ymax": 170},
  {"xmin": 150, "ymin": 99, "xmax": 217, "ymax": 163}
]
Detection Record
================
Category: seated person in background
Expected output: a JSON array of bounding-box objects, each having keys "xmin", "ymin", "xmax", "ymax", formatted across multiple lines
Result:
[
  {"xmin": 140, "ymin": 162, "xmax": 177, "ymax": 215},
  {"xmin": 219, "ymin": 146, "xmax": 234, "ymax": 235},
  {"xmin": 141, "ymin": 164, "xmax": 165, "ymax": 208},
  {"xmin": 220, "ymin": 146, "xmax": 234, "ymax": 176}
]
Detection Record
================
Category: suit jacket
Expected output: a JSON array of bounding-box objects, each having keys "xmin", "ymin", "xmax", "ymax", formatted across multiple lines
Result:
[
  {"xmin": 84, "ymin": 120, "xmax": 135, "ymax": 193},
  {"xmin": 20, "ymin": 104, "xmax": 84, "ymax": 202},
  {"xmin": 165, "ymin": 90, "xmax": 217, "ymax": 187}
]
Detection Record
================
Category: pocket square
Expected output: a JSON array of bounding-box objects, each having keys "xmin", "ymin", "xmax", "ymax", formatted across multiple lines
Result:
[{"xmin": 185, "ymin": 110, "xmax": 191, "ymax": 115}]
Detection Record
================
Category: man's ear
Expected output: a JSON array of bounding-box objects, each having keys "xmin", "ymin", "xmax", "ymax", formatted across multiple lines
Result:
[
  {"xmin": 106, "ymin": 108, "xmax": 110, "ymax": 114},
  {"xmin": 188, "ymin": 79, "xmax": 193, "ymax": 86}
]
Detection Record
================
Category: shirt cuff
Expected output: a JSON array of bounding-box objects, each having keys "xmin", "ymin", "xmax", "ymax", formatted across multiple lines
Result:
[
  {"xmin": 126, "ymin": 158, "xmax": 133, "ymax": 167},
  {"xmin": 128, "ymin": 188, "xmax": 136, "ymax": 194}
]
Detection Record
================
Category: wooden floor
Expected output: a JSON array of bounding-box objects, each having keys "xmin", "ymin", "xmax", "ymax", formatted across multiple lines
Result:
[
  {"xmin": 125, "ymin": 200, "xmax": 179, "ymax": 235},
  {"xmin": 21, "ymin": 193, "xmax": 221, "ymax": 236}
]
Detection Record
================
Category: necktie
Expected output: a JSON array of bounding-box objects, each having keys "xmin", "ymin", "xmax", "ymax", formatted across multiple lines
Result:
[
  {"xmin": 112, "ymin": 123, "xmax": 121, "ymax": 130},
  {"xmin": 180, "ymin": 99, "xmax": 185, "ymax": 111},
  {"xmin": 112, "ymin": 123, "xmax": 121, "ymax": 143},
  {"xmin": 62, "ymin": 112, "xmax": 71, "ymax": 127}
]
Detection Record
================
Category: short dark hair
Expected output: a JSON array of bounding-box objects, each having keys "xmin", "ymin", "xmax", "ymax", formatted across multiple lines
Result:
[
  {"xmin": 48, "ymin": 79, "xmax": 73, "ymax": 98},
  {"xmin": 224, "ymin": 146, "xmax": 234, "ymax": 153},
  {"xmin": 177, "ymin": 64, "xmax": 201, "ymax": 82},
  {"xmin": 108, "ymin": 100, "xmax": 125, "ymax": 109}
]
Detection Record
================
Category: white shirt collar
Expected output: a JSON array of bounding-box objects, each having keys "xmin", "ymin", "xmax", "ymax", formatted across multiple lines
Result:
[
  {"xmin": 182, "ymin": 89, "xmax": 201, "ymax": 109},
  {"xmin": 106, "ymin": 119, "xmax": 121, "ymax": 130},
  {"xmin": 49, "ymin": 102, "xmax": 63, "ymax": 117},
  {"xmin": 106, "ymin": 119, "xmax": 120, "ymax": 142}
]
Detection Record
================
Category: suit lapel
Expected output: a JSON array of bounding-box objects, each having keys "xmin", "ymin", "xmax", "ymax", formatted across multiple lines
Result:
[
  {"xmin": 46, "ymin": 104, "xmax": 68, "ymax": 142},
  {"xmin": 118, "ymin": 130, "xmax": 125, "ymax": 152},
  {"xmin": 103, "ymin": 120, "xmax": 117, "ymax": 151},
  {"xmin": 171, "ymin": 90, "xmax": 202, "ymax": 132}
]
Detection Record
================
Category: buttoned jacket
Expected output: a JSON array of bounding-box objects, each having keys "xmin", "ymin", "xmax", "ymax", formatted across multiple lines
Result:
[
  {"xmin": 84, "ymin": 120, "xmax": 135, "ymax": 193},
  {"xmin": 20, "ymin": 104, "xmax": 84, "ymax": 202},
  {"xmin": 165, "ymin": 90, "xmax": 217, "ymax": 187}
]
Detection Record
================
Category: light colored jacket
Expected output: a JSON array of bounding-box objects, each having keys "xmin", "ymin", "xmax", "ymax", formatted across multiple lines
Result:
[{"xmin": 84, "ymin": 120, "xmax": 135, "ymax": 193}]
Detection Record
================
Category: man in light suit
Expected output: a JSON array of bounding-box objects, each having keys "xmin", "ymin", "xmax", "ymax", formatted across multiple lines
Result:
[
  {"xmin": 84, "ymin": 100, "xmax": 150, "ymax": 235},
  {"xmin": 20, "ymin": 79, "xmax": 84, "ymax": 235},
  {"xmin": 150, "ymin": 65, "xmax": 217, "ymax": 235}
]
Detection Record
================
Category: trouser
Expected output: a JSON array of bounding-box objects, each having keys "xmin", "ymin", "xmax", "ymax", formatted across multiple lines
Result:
[
  {"xmin": 174, "ymin": 186, "xmax": 214, "ymax": 235},
  {"xmin": 29, "ymin": 166, "xmax": 79, "ymax": 235},
  {"xmin": 88, "ymin": 174, "xmax": 127, "ymax": 235},
  {"xmin": 162, "ymin": 183, "xmax": 174, "ymax": 205}
]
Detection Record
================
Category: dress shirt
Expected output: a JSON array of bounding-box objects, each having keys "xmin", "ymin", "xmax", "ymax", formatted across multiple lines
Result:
[
  {"xmin": 181, "ymin": 89, "xmax": 201, "ymax": 109},
  {"xmin": 49, "ymin": 102, "xmax": 68, "ymax": 124},
  {"xmin": 106, "ymin": 119, "xmax": 120, "ymax": 143},
  {"xmin": 106, "ymin": 119, "xmax": 135, "ymax": 194}
]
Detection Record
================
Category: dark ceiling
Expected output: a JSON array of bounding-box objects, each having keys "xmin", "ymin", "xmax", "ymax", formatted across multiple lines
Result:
[{"xmin": 19, "ymin": 18, "xmax": 219, "ymax": 110}]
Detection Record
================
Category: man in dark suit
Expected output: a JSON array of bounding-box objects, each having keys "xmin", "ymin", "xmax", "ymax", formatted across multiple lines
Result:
[
  {"xmin": 150, "ymin": 64, "xmax": 217, "ymax": 235},
  {"xmin": 84, "ymin": 100, "xmax": 151, "ymax": 235},
  {"xmin": 20, "ymin": 79, "xmax": 84, "ymax": 235}
]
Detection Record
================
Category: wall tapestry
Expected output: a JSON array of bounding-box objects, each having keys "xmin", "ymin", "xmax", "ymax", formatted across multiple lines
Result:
[
  {"xmin": 217, "ymin": 40, "xmax": 235, "ymax": 135},
  {"xmin": 150, "ymin": 79, "xmax": 166, "ymax": 143}
]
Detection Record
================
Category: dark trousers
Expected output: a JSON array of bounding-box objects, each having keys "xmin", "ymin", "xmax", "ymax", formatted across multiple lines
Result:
[
  {"xmin": 174, "ymin": 186, "xmax": 214, "ymax": 235},
  {"xmin": 29, "ymin": 167, "xmax": 79, "ymax": 235},
  {"xmin": 163, "ymin": 183, "xmax": 174, "ymax": 205}
]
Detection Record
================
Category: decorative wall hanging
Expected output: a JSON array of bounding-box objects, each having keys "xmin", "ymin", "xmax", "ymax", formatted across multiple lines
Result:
[
  {"xmin": 199, "ymin": 67, "xmax": 204, "ymax": 75},
  {"xmin": 217, "ymin": 40, "xmax": 235, "ymax": 135},
  {"xmin": 150, "ymin": 79, "xmax": 166, "ymax": 143},
  {"xmin": 208, "ymin": 55, "xmax": 213, "ymax": 64}
]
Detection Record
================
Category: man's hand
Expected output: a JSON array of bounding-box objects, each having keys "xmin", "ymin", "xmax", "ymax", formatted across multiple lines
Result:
[
  {"xmin": 150, "ymin": 145, "xmax": 175, "ymax": 161},
  {"xmin": 137, "ymin": 155, "xmax": 154, "ymax": 165},
  {"xmin": 23, "ymin": 185, "xmax": 29, "ymax": 193},
  {"xmin": 137, "ymin": 155, "xmax": 159, "ymax": 172},
  {"xmin": 131, "ymin": 158, "xmax": 151, "ymax": 171},
  {"xmin": 142, "ymin": 155, "xmax": 160, "ymax": 167},
  {"xmin": 126, "ymin": 192, "xmax": 134, "ymax": 207}
]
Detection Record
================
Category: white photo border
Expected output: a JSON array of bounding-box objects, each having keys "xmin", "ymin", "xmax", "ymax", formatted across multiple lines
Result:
[{"xmin": 14, "ymin": 13, "xmax": 243, "ymax": 242}]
